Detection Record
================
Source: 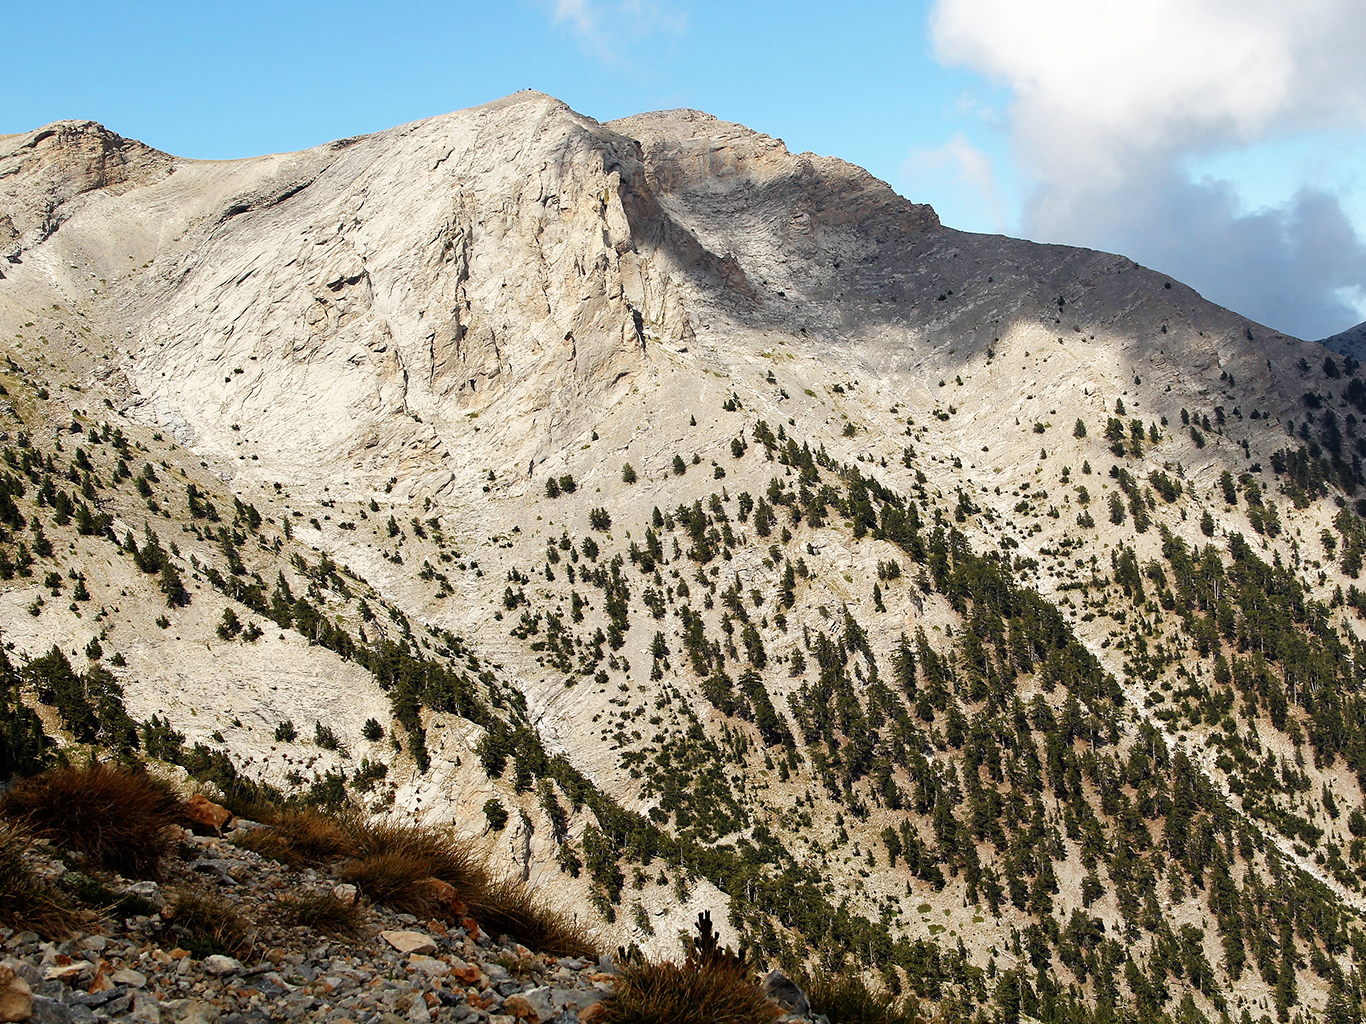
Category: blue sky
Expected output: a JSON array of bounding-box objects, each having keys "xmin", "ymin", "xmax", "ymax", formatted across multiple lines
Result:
[{"xmin": 5, "ymin": 0, "xmax": 1365, "ymax": 338}]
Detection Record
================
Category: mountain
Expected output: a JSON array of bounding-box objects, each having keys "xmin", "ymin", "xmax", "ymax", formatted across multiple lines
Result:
[
  {"xmin": 1323, "ymin": 320, "xmax": 1366, "ymax": 363},
  {"xmin": 4, "ymin": 91, "xmax": 1366, "ymax": 1023}
]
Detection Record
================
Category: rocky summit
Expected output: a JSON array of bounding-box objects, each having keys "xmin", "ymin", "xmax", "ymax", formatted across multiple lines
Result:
[{"xmin": 4, "ymin": 91, "xmax": 1366, "ymax": 1024}]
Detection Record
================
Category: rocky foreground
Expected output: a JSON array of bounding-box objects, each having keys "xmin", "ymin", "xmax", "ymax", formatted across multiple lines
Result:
[{"xmin": 0, "ymin": 818, "xmax": 823, "ymax": 1024}]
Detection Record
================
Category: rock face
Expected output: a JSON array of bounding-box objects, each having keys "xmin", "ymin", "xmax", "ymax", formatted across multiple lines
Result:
[
  {"xmin": 0, "ymin": 121, "xmax": 171, "ymax": 264},
  {"xmin": 0, "ymin": 90, "xmax": 1299, "ymax": 503},
  {"xmin": 3, "ymin": 93, "xmax": 734, "ymax": 493}
]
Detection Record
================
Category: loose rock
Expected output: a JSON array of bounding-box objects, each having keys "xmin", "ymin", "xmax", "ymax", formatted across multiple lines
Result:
[
  {"xmin": 380, "ymin": 931, "xmax": 437, "ymax": 956},
  {"xmin": 0, "ymin": 965, "xmax": 33, "ymax": 1024}
]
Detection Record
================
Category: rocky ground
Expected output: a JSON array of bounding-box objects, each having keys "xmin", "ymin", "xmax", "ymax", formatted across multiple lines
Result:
[{"xmin": 0, "ymin": 815, "xmax": 826, "ymax": 1024}]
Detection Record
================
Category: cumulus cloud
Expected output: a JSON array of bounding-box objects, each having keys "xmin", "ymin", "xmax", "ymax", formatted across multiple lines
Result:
[
  {"xmin": 549, "ymin": 0, "xmax": 687, "ymax": 64},
  {"xmin": 929, "ymin": 0, "xmax": 1366, "ymax": 338}
]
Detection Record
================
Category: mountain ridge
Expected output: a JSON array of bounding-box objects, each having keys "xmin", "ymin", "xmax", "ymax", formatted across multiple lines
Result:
[{"xmin": 4, "ymin": 92, "xmax": 1366, "ymax": 1023}]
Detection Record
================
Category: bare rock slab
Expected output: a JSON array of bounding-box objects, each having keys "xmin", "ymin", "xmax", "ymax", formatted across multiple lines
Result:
[{"xmin": 380, "ymin": 931, "xmax": 436, "ymax": 956}]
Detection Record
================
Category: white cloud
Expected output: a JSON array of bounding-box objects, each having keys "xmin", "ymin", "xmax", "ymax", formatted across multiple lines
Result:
[
  {"xmin": 929, "ymin": 0, "xmax": 1366, "ymax": 337},
  {"xmin": 549, "ymin": 0, "xmax": 687, "ymax": 64},
  {"xmin": 901, "ymin": 133, "xmax": 1009, "ymax": 233}
]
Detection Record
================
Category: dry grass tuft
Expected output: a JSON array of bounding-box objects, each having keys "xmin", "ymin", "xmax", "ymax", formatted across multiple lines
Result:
[
  {"xmin": 342, "ymin": 818, "xmax": 481, "ymax": 884},
  {"xmin": 0, "ymin": 820, "xmax": 84, "ymax": 938},
  {"xmin": 233, "ymin": 808, "xmax": 595, "ymax": 957},
  {"xmin": 600, "ymin": 911, "xmax": 774, "ymax": 1024},
  {"xmin": 466, "ymin": 877, "xmax": 596, "ymax": 959},
  {"xmin": 232, "ymin": 808, "xmax": 354, "ymax": 869},
  {"xmin": 337, "ymin": 817, "xmax": 484, "ymax": 917},
  {"xmin": 337, "ymin": 851, "xmax": 454, "ymax": 918},
  {"xmin": 601, "ymin": 958, "xmax": 780, "ymax": 1024},
  {"xmin": 164, "ymin": 886, "xmax": 252, "ymax": 959},
  {"xmin": 802, "ymin": 974, "xmax": 922, "ymax": 1024},
  {"xmin": 274, "ymin": 891, "xmax": 367, "ymax": 937},
  {"xmin": 0, "ymin": 762, "xmax": 184, "ymax": 877},
  {"xmin": 338, "ymin": 817, "xmax": 595, "ymax": 956}
]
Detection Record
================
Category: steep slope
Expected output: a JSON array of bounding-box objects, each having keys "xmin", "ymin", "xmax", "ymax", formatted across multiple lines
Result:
[{"xmin": 5, "ymin": 92, "xmax": 1366, "ymax": 1023}]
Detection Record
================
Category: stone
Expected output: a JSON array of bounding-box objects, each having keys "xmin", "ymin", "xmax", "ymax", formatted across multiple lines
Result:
[
  {"xmin": 449, "ymin": 960, "xmax": 483, "ymax": 985},
  {"xmin": 111, "ymin": 968, "xmax": 148, "ymax": 988},
  {"xmin": 202, "ymin": 955, "xmax": 243, "ymax": 976},
  {"xmin": 26, "ymin": 995, "xmax": 71, "ymax": 1024},
  {"xmin": 44, "ymin": 963, "xmax": 91, "ymax": 985},
  {"xmin": 128, "ymin": 991, "xmax": 164, "ymax": 1024},
  {"xmin": 331, "ymin": 884, "xmax": 358, "ymax": 903},
  {"xmin": 0, "ymin": 965, "xmax": 33, "ymax": 1023},
  {"xmin": 550, "ymin": 988, "xmax": 602, "ymax": 1014},
  {"xmin": 102, "ymin": 993, "xmax": 133, "ymax": 1016},
  {"xmin": 518, "ymin": 987, "xmax": 557, "ymax": 1020},
  {"xmin": 86, "ymin": 971, "xmax": 113, "ymax": 994},
  {"xmin": 68, "ymin": 988, "xmax": 118, "ymax": 1008},
  {"xmin": 405, "ymin": 956, "xmax": 449, "ymax": 978},
  {"xmin": 501, "ymin": 994, "xmax": 538, "ymax": 1021},
  {"xmin": 184, "ymin": 794, "xmax": 234, "ymax": 836},
  {"xmin": 762, "ymin": 969, "xmax": 810, "ymax": 1017},
  {"xmin": 124, "ymin": 882, "xmax": 163, "ymax": 908},
  {"xmin": 166, "ymin": 999, "xmax": 220, "ymax": 1024},
  {"xmin": 380, "ymin": 932, "xmax": 436, "ymax": 956}
]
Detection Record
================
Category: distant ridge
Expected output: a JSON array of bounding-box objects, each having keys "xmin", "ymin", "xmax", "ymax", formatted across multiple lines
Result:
[{"xmin": 1321, "ymin": 318, "xmax": 1366, "ymax": 361}]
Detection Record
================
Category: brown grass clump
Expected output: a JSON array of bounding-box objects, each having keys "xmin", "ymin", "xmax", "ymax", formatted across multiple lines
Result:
[
  {"xmin": 274, "ymin": 892, "xmax": 367, "ymax": 937},
  {"xmin": 802, "ymin": 974, "xmax": 922, "ymax": 1024},
  {"xmin": 466, "ymin": 877, "xmax": 596, "ymax": 959},
  {"xmin": 343, "ymin": 818, "xmax": 481, "ymax": 883},
  {"xmin": 602, "ymin": 958, "xmax": 780, "ymax": 1024},
  {"xmin": 337, "ymin": 817, "xmax": 595, "ymax": 956},
  {"xmin": 164, "ymin": 887, "xmax": 252, "ymax": 959},
  {"xmin": 0, "ymin": 820, "xmax": 83, "ymax": 938},
  {"xmin": 0, "ymin": 762, "xmax": 184, "ymax": 877},
  {"xmin": 600, "ymin": 912, "xmax": 776, "ymax": 1024},
  {"xmin": 337, "ymin": 817, "xmax": 483, "ymax": 916},
  {"xmin": 337, "ymin": 851, "xmax": 456, "ymax": 917},
  {"xmin": 232, "ymin": 807, "xmax": 354, "ymax": 869},
  {"xmin": 229, "ymin": 807, "xmax": 595, "ymax": 957}
]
